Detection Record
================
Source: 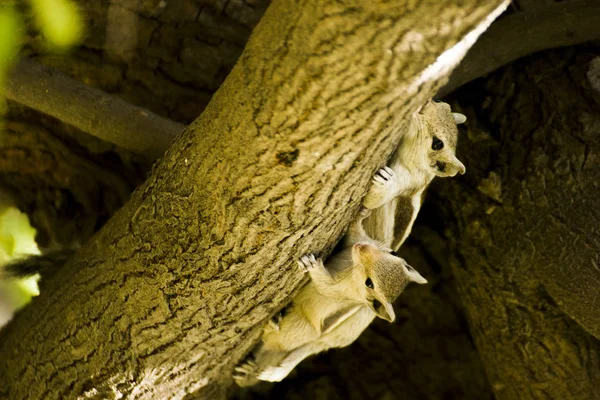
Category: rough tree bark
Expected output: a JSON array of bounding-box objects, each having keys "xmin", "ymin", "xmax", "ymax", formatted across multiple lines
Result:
[
  {"xmin": 0, "ymin": 0, "xmax": 509, "ymax": 399},
  {"xmin": 432, "ymin": 45, "xmax": 600, "ymax": 399}
]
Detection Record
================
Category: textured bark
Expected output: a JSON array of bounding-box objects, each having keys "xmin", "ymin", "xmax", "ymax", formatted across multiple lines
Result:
[
  {"xmin": 433, "ymin": 45, "xmax": 600, "ymax": 399},
  {"xmin": 0, "ymin": 0, "xmax": 509, "ymax": 399}
]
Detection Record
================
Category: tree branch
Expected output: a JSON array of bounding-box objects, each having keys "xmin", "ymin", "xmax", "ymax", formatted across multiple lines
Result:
[
  {"xmin": 2, "ymin": 57, "xmax": 185, "ymax": 159},
  {"xmin": 0, "ymin": 0, "xmax": 509, "ymax": 398},
  {"xmin": 440, "ymin": 0, "xmax": 600, "ymax": 96}
]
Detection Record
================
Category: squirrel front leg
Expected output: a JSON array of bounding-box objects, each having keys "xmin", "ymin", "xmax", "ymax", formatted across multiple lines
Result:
[
  {"xmin": 362, "ymin": 165, "xmax": 411, "ymax": 210},
  {"xmin": 298, "ymin": 254, "xmax": 334, "ymax": 286},
  {"xmin": 233, "ymin": 356, "xmax": 262, "ymax": 387}
]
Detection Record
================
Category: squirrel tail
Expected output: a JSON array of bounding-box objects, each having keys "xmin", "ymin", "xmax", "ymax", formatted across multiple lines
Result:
[{"xmin": 1, "ymin": 249, "xmax": 76, "ymax": 280}]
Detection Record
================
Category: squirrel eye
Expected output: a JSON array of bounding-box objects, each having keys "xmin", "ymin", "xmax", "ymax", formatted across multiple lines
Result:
[
  {"xmin": 365, "ymin": 278, "xmax": 374, "ymax": 289},
  {"xmin": 390, "ymin": 251, "xmax": 399, "ymax": 257},
  {"xmin": 432, "ymin": 136, "xmax": 444, "ymax": 150}
]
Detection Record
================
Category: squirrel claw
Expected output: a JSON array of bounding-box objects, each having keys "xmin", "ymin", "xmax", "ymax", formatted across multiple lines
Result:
[
  {"xmin": 372, "ymin": 166, "xmax": 395, "ymax": 184},
  {"xmin": 298, "ymin": 254, "xmax": 319, "ymax": 273},
  {"xmin": 363, "ymin": 166, "xmax": 397, "ymax": 209},
  {"xmin": 233, "ymin": 358, "xmax": 258, "ymax": 380}
]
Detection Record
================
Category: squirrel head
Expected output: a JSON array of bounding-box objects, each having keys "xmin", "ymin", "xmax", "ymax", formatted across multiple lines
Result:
[
  {"xmin": 417, "ymin": 101, "xmax": 466, "ymax": 178},
  {"xmin": 351, "ymin": 242, "xmax": 427, "ymax": 322}
]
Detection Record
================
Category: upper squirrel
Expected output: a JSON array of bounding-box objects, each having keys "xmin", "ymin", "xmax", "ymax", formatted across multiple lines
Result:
[
  {"xmin": 233, "ymin": 209, "xmax": 427, "ymax": 386},
  {"xmin": 362, "ymin": 100, "xmax": 466, "ymax": 249}
]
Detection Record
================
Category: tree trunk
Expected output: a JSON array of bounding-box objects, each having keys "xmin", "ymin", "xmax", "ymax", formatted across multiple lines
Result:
[
  {"xmin": 434, "ymin": 45, "xmax": 600, "ymax": 399},
  {"xmin": 0, "ymin": 0, "xmax": 509, "ymax": 399}
]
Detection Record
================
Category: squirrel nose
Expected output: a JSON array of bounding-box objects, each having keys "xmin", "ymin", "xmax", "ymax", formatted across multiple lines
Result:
[{"xmin": 454, "ymin": 157, "xmax": 466, "ymax": 175}]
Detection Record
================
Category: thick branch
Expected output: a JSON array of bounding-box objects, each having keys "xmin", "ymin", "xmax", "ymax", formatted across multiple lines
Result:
[
  {"xmin": 440, "ymin": 0, "xmax": 600, "ymax": 96},
  {"xmin": 2, "ymin": 58, "xmax": 185, "ymax": 159},
  {"xmin": 0, "ymin": 1, "xmax": 508, "ymax": 399}
]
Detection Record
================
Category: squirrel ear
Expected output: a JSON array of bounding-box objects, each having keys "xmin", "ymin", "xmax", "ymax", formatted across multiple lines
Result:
[
  {"xmin": 404, "ymin": 263, "xmax": 428, "ymax": 284},
  {"xmin": 352, "ymin": 242, "xmax": 375, "ymax": 265},
  {"xmin": 408, "ymin": 271, "xmax": 428, "ymax": 285},
  {"xmin": 372, "ymin": 301, "xmax": 395, "ymax": 323},
  {"xmin": 453, "ymin": 112, "xmax": 467, "ymax": 124}
]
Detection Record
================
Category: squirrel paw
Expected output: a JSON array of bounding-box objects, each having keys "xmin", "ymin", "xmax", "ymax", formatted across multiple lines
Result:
[
  {"xmin": 363, "ymin": 166, "xmax": 396, "ymax": 209},
  {"xmin": 233, "ymin": 358, "xmax": 259, "ymax": 385},
  {"xmin": 297, "ymin": 254, "xmax": 320, "ymax": 273},
  {"xmin": 373, "ymin": 166, "xmax": 395, "ymax": 185}
]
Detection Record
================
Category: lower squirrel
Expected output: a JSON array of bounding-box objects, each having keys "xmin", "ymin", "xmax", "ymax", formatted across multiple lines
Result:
[{"xmin": 233, "ymin": 208, "xmax": 427, "ymax": 387}]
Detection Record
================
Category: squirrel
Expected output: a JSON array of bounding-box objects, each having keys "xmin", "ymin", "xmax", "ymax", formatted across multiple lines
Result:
[
  {"xmin": 362, "ymin": 100, "xmax": 466, "ymax": 250},
  {"xmin": 233, "ymin": 209, "xmax": 427, "ymax": 387}
]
